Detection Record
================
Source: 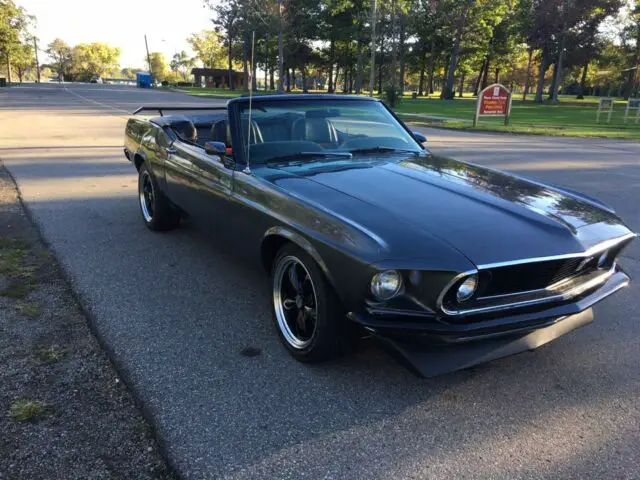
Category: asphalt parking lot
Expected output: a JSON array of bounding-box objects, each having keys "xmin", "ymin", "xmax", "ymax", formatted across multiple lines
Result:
[{"xmin": 1, "ymin": 83, "xmax": 639, "ymax": 479}]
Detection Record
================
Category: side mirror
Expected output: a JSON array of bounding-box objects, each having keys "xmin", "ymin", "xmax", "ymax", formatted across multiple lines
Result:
[
  {"xmin": 412, "ymin": 131, "xmax": 427, "ymax": 144},
  {"xmin": 204, "ymin": 141, "xmax": 226, "ymax": 156}
]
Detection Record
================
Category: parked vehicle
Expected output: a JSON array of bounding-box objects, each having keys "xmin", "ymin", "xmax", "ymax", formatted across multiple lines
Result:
[{"xmin": 123, "ymin": 95, "xmax": 635, "ymax": 376}]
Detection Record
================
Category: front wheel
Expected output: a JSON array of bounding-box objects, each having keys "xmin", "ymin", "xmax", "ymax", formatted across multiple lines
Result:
[
  {"xmin": 138, "ymin": 163, "xmax": 181, "ymax": 231},
  {"xmin": 271, "ymin": 244, "xmax": 348, "ymax": 362}
]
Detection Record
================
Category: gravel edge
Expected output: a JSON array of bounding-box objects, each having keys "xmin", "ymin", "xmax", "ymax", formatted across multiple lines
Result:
[{"xmin": 0, "ymin": 161, "xmax": 178, "ymax": 480}]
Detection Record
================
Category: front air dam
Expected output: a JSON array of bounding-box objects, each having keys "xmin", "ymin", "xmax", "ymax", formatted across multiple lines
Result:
[{"xmin": 375, "ymin": 308, "xmax": 594, "ymax": 378}]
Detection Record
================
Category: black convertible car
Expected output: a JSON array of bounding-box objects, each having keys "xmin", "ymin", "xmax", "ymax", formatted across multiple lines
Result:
[{"xmin": 124, "ymin": 94, "xmax": 635, "ymax": 377}]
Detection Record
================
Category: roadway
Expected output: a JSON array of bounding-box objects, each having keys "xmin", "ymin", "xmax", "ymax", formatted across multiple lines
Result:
[{"xmin": 1, "ymin": 83, "xmax": 638, "ymax": 479}]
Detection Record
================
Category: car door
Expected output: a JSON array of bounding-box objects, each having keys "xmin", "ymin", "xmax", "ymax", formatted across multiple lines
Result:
[{"xmin": 165, "ymin": 140, "xmax": 234, "ymax": 223}]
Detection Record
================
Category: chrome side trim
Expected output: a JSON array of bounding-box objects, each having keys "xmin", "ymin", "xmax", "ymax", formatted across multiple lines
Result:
[{"xmin": 476, "ymin": 232, "xmax": 637, "ymax": 270}]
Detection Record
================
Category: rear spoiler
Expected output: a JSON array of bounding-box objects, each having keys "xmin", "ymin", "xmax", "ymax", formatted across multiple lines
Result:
[{"xmin": 132, "ymin": 105, "xmax": 227, "ymax": 116}]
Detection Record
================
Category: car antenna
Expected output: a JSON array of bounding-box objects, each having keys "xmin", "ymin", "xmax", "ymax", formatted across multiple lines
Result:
[{"xmin": 243, "ymin": 31, "xmax": 256, "ymax": 175}]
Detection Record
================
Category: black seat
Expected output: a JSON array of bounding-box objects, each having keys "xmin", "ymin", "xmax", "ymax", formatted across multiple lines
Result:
[
  {"xmin": 211, "ymin": 119, "xmax": 232, "ymax": 146},
  {"xmin": 292, "ymin": 117, "xmax": 338, "ymax": 146},
  {"xmin": 172, "ymin": 119, "xmax": 198, "ymax": 143}
]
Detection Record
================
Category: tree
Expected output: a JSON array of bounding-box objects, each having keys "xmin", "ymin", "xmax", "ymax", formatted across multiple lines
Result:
[
  {"xmin": 207, "ymin": 0, "xmax": 241, "ymax": 89},
  {"xmin": 120, "ymin": 67, "xmax": 138, "ymax": 79},
  {"xmin": 0, "ymin": 0, "xmax": 32, "ymax": 83},
  {"xmin": 71, "ymin": 42, "xmax": 120, "ymax": 81},
  {"xmin": 187, "ymin": 30, "xmax": 226, "ymax": 68},
  {"xmin": 171, "ymin": 51, "xmax": 196, "ymax": 81},
  {"xmin": 148, "ymin": 51, "xmax": 168, "ymax": 81},
  {"xmin": 12, "ymin": 41, "xmax": 32, "ymax": 82},
  {"xmin": 46, "ymin": 38, "xmax": 72, "ymax": 81}
]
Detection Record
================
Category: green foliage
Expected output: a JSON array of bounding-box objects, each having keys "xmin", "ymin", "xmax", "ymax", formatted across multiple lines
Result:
[
  {"xmin": 170, "ymin": 50, "xmax": 196, "ymax": 82},
  {"xmin": 71, "ymin": 42, "xmax": 121, "ymax": 81},
  {"xmin": 46, "ymin": 38, "xmax": 72, "ymax": 81},
  {"xmin": 147, "ymin": 51, "xmax": 167, "ymax": 81},
  {"xmin": 187, "ymin": 31, "xmax": 225, "ymax": 69}
]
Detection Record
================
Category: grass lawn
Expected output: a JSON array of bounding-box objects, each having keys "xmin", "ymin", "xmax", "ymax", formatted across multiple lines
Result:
[
  {"xmin": 176, "ymin": 87, "xmax": 640, "ymax": 140},
  {"xmin": 395, "ymin": 96, "xmax": 640, "ymax": 140}
]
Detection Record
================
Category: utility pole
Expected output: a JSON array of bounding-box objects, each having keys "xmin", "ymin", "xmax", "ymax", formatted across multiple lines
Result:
[
  {"xmin": 144, "ymin": 34, "xmax": 153, "ymax": 80},
  {"xmin": 33, "ymin": 37, "xmax": 41, "ymax": 83},
  {"xmin": 277, "ymin": 0, "xmax": 284, "ymax": 92},
  {"xmin": 369, "ymin": 0, "xmax": 377, "ymax": 96}
]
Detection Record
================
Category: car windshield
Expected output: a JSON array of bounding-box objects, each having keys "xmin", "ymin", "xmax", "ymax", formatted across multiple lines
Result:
[{"xmin": 236, "ymin": 99, "xmax": 423, "ymax": 164}]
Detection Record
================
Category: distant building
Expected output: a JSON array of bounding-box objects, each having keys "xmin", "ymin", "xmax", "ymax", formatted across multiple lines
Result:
[{"xmin": 191, "ymin": 68, "xmax": 244, "ymax": 89}]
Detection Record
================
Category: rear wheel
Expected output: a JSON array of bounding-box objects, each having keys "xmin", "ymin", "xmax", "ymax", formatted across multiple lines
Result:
[
  {"xmin": 138, "ymin": 163, "xmax": 180, "ymax": 231},
  {"xmin": 271, "ymin": 244, "xmax": 347, "ymax": 362}
]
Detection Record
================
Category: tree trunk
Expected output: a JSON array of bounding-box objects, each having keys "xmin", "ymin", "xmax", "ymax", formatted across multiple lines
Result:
[
  {"xmin": 291, "ymin": 69, "xmax": 296, "ymax": 90},
  {"xmin": 440, "ymin": 54, "xmax": 450, "ymax": 99},
  {"xmin": 227, "ymin": 37, "xmax": 234, "ymax": 90},
  {"xmin": 286, "ymin": 68, "xmax": 291, "ymax": 92},
  {"xmin": 355, "ymin": 30, "xmax": 365, "ymax": 93},
  {"xmin": 334, "ymin": 66, "xmax": 341, "ymax": 92},
  {"xmin": 426, "ymin": 37, "xmax": 435, "ymax": 95},
  {"xmin": 577, "ymin": 61, "xmax": 588, "ymax": 99},
  {"xmin": 243, "ymin": 34, "xmax": 249, "ymax": 90},
  {"xmin": 548, "ymin": 62, "xmax": 558, "ymax": 100},
  {"xmin": 443, "ymin": 32, "xmax": 462, "ymax": 100},
  {"xmin": 418, "ymin": 46, "xmax": 427, "ymax": 96},
  {"xmin": 480, "ymin": 57, "xmax": 490, "ymax": 90},
  {"xmin": 390, "ymin": 0, "xmax": 398, "ymax": 88},
  {"xmin": 522, "ymin": 47, "xmax": 533, "ymax": 101},
  {"xmin": 328, "ymin": 37, "xmax": 335, "ymax": 93},
  {"xmin": 302, "ymin": 68, "xmax": 308, "ymax": 92},
  {"xmin": 534, "ymin": 45, "xmax": 548, "ymax": 104},
  {"xmin": 473, "ymin": 59, "xmax": 486, "ymax": 96},
  {"xmin": 494, "ymin": 67, "xmax": 500, "ymax": 84},
  {"xmin": 550, "ymin": 29, "xmax": 566, "ymax": 103},
  {"xmin": 398, "ymin": 13, "xmax": 406, "ymax": 93},
  {"xmin": 458, "ymin": 71, "xmax": 465, "ymax": 97},
  {"xmin": 427, "ymin": 61, "xmax": 435, "ymax": 94},
  {"xmin": 270, "ymin": 67, "xmax": 275, "ymax": 90},
  {"xmin": 343, "ymin": 62, "xmax": 349, "ymax": 92}
]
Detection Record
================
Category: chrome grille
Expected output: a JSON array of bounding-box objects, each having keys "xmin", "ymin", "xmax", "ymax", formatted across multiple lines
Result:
[{"xmin": 480, "ymin": 257, "xmax": 595, "ymax": 298}]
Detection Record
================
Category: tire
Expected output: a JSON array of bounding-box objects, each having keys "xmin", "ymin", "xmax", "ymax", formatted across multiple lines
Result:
[
  {"xmin": 270, "ymin": 243, "xmax": 348, "ymax": 362},
  {"xmin": 138, "ymin": 163, "xmax": 181, "ymax": 231}
]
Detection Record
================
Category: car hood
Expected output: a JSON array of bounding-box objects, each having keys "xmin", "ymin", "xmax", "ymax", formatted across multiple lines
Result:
[{"xmin": 264, "ymin": 154, "xmax": 631, "ymax": 266}]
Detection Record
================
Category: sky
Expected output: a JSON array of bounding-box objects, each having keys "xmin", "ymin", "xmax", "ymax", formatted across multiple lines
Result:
[{"xmin": 17, "ymin": 0, "xmax": 215, "ymax": 68}]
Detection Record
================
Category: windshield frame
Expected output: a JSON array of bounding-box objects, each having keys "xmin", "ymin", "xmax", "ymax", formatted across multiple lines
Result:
[{"xmin": 228, "ymin": 96, "xmax": 425, "ymax": 167}]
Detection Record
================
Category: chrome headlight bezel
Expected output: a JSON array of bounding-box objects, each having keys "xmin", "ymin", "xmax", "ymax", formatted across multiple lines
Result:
[{"xmin": 370, "ymin": 270, "xmax": 403, "ymax": 301}]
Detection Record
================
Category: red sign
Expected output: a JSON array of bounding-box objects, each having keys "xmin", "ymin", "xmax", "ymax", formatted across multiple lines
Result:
[{"xmin": 479, "ymin": 85, "xmax": 510, "ymax": 115}]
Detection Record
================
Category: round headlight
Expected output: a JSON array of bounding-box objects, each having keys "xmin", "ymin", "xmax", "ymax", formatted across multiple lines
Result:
[
  {"xmin": 371, "ymin": 270, "xmax": 403, "ymax": 300},
  {"xmin": 456, "ymin": 274, "xmax": 478, "ymax": 302},
  {"xmin": 597, "ymin": 251, "xmax": 609, "ymax": 269}
]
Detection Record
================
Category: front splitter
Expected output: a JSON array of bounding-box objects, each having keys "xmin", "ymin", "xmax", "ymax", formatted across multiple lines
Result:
[{"xmin": 375, "ymin": 308, "xmax": 594, "ymax": 377}]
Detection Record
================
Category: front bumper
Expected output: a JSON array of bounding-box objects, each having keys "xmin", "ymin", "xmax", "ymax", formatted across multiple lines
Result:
[{"xmin": 348, "ymin": 269, "xmax": 629, "ymax": 377}]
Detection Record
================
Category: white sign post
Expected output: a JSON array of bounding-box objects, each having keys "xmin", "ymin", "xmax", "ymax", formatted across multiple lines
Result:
[
  {"xmin": 624, "ymin": 98, "xmax": 640, "ymax": 124},
  {"xmin": 596, "ymin": 97, "xmax": 614, "ymax": 124}
]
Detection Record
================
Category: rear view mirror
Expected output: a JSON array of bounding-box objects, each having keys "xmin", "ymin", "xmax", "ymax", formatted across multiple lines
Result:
[
  {"xmin": 412, "ymin": 131, "xmax": 427, "ymax": 144},
  {"xmin": 204, "ymin": 141, "xmax": 226, "ymax": 156}
]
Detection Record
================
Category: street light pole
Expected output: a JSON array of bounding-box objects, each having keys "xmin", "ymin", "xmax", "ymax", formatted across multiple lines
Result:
[
  {"xmin": 144, "ymin": 34, "xmax": 154, "ymax": 80},
  {"xmin": 33, "ymin": 36, "xmax": 41, "ymax": 83}
]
